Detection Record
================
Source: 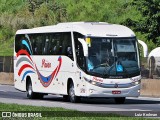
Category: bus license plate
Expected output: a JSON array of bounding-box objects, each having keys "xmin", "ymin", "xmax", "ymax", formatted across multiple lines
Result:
[{"xmin": 112, "ymin": 91, "xmax": 121, "ymax": 94}]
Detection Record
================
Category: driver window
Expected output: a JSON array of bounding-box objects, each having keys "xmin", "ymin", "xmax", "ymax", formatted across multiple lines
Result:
[{"xmin": 73, "ymin": 32, "xmax": 86, "ymax": 71}]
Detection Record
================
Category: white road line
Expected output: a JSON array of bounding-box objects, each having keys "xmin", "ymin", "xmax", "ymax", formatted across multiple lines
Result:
[
  {"xmin": 0, "ymin": 90, "xmax": 6, "ymax": 92},
  {"xmin": 129, "ymin": 109, "xmax": 151, "ymax": 111},
  {"xmin": 128, "ymin": 97, "xmax": 160, "ymax": 101},
  {"xmin": 0, "ymin": 90, "xmax": 19, "ymax": 93},
  {"xmin": 0, "ymin": 84, "xmax": 14, "ymax": 87}
]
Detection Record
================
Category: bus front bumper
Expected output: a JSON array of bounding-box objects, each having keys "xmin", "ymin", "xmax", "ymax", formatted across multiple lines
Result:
[{"xmin": 86, "ymin": 83, "xmax": 140, "ymax": 98}]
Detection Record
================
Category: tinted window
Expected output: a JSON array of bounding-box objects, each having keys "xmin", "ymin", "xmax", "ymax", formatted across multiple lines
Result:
[
  {"xmin": 15, "ymin": 32, "xmax": 73, "ymax": 60},
  {"xmin": 73, "ymin": 32, "xmax": 85, "ymax": 70},
  {"xmin": 15, "ymin": 34, "xmax": 32, "ymax": 55}
]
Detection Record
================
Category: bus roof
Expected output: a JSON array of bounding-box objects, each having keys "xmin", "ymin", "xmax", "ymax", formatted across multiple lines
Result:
[{"xmin": 16, "ymin": 22, "xmax": 135, "ymax": 37}]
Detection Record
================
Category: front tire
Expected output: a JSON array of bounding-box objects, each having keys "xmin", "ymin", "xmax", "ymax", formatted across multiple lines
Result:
[
  {"xmin": 68, "ymin": 82, "xmax": 81, "ymax": 103},
  {"xmin": 114, "ymin": 97, "xmax": 125, "ymax": 104}
]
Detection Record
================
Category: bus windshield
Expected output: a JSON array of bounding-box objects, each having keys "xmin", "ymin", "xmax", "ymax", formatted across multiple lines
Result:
[{"xmin": 87, "ymin": 37, "xmax": 140, "ymax": 78}]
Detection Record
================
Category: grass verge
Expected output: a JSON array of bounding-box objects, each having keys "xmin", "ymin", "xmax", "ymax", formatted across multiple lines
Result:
[{"xmin": 0, "ymin": 102, "xmax": 152, "ymax": 120}]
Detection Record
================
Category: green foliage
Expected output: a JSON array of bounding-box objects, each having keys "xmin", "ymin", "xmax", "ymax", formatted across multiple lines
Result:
[
  {"xmin": 0, "ymin": 0, "xmax": 159, "ymax": 55},
  {"xmin": 28, "ymin": 0, "xmax": 44, "ymax": 15},
  {"xmin": 124, "ymin": 0, "xmax": 160, "ymax": 46}
]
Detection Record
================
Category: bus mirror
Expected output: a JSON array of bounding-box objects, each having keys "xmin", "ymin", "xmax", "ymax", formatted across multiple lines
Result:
[
  {"xmin": 138, "ymin": 40, "xmax": 148, "ymax": 57},
  {"xmin": 78, "ymin": 38, "xmax": 88, "ymax": 56}
]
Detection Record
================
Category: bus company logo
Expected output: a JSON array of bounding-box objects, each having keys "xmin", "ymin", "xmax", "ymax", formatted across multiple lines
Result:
[
  {"xmin": 36, "ymin": 56, "xmax": 62, "ymax": 87},
  {"xmin": 93, "ymin": 77, "xmax": 103, "ymax": 82},
  {"xmin": 41, "ymin": 59, "xmax": 51, "ymax": 68},
  {"xmin": 114, "ymin": 83, "xmax": 118, "ymax": 88}
]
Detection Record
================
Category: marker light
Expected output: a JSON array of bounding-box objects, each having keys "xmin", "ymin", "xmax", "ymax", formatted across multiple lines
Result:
[{"xmin": 89, "ymin": 89, "xmax": 94, "ymax": 93}]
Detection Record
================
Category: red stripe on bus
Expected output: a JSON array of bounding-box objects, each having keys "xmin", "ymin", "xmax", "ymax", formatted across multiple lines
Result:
[
  {"xmin": 18, "ymin": 64, "xmax": 34, "ymax": 76},
  {"xmin": 16, "ymin": 49, "xmax": 33, "ymax": 62}
]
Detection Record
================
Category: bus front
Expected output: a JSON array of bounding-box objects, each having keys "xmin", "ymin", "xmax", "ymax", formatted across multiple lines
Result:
[{"xmin": 81, "ymin": 37, "xmax": 141, "ymax": 103}]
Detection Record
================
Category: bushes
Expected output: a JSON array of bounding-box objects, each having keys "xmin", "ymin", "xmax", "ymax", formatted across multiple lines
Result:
[{"xmin": 0, "ymin": 0, "xmax": 159, "ymax": 56}]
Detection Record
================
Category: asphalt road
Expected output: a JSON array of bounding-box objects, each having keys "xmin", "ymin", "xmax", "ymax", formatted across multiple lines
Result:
[{"xmin": 0, "ymin": 84, "xmax": 160, "ymax": 117}]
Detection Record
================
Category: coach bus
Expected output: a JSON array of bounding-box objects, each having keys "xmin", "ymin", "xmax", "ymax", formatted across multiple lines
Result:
[
  {"xmin": 14, "ymin": 22, "xmax": 141, "ymax": 104},
  {"xmin": 148, "ymin": 47, "xmax": 160, "ymax": 78}
]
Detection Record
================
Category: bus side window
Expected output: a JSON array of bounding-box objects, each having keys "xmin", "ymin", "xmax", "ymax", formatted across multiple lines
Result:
[
  {"xmin": 31, "ymin": 36, "xmax": 38, "ymax": 55},
  {"xmin": 48, "ymin": 34, "xmax": 54, "ymax": 55},
  {"xmin": 62, "ymin": 32, "xmax": 73, "ymax": 60},
  {"xmin": 73, "ymin": 32, "xmax": 86, "ymax": 71},
  {"xmin": 43, "ymin": 35, "xmax": 49, "ymax": 55},
  {"xmin": 53, "ymin": 33, "xmax": 62, "ymax": 55},
  {"xmin": 22, "ymin": 37, "xmax": 30, "ymax": 54},
  {"xmin": 55, "ymin": 40, "xmax": 62, "ymax": 55},
  {"xmin": 51, "ymin": 39, "xmax": 57, "ymax": 55},
  {"xmin": 15, "ymin": 34, "xmax": 23, "ymax": 53},
  {"xmin": 15, "ymin": 34, "xmax": 32, "ymax": 55},
  {"xmin": 37, "ymin": 34, "xmax": 43, "ymax": 55}
]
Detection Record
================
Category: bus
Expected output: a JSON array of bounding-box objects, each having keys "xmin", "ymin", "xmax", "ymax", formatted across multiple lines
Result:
[
  {"xmin": 14, "ymin": 22, "xmax": 141, "ymax": 104},
  {"xmin": 148, "ymin": 47, "xmax": 160, "ymax": 78}
]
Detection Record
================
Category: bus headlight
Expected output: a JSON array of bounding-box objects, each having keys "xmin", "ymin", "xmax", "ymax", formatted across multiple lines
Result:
[
  {"xmin": 130, "ymin": 75, "xmax": 141, "ymax": 86},
  {"xmin": 132, "ymin": 80, "xmax": 141, "ymax": 86},
  {"xmin": 84, "ymin": 77, "xmax": 99, "ymax": 86},
  {"xmin": 131, "ymin": 75, "xmax": 141, "ymax": 81},
  {"xmin": 91, "ymin": 81, "xmax": 96, "ymax": 85}
]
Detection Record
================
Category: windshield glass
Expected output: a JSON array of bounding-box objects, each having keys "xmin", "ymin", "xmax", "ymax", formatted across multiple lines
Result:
[{"xmin": 87, "ymin": 37, "xmax": 140, "ymax": 78}]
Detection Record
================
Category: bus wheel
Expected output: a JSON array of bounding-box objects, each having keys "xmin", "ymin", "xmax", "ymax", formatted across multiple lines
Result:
[
  {"xmin": 114, "ymin": 97, "xmax": 125, "ymax": 104},
  {"xmin": 27, "ymin": 81, "xmax": 44, "ymax": 99},
  {"xmin": 68, "ymin": 82, "xmax": 81, "ymax": 103},
  {"xmin": 27, "ymin": 81, "xmax": 35, "ymax": 99}
]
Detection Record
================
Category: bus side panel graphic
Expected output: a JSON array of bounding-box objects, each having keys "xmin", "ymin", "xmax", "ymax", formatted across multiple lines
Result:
[{"xmin": 16, "ymin": 40, "xmax": 62, "ymax": 87}]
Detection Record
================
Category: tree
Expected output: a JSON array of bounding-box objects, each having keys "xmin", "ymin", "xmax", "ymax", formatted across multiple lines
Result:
[
  {"xmin": 124, "ymin": 0, "xmax": 160, "ymax": 45},
  {"xmin": 28, "ymin": 0, "xmax": 44, "ymax": 15}
]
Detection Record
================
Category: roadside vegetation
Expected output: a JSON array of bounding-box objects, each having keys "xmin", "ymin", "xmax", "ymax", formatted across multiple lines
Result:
[
  {"xmin": 0, "ymin": 102, "xmax": 151, "ymax": 120},
  {"xmin": 0, "ymin": 0, "xmax": 159, "ymax": 56}
]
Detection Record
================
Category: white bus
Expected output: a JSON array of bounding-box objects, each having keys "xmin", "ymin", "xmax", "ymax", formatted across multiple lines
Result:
[
  {"xmin": 14, "ymin": 22, "xmax": 141, "ymax": 104},
  {"xmin": 148, "ymin": 47, "xmax": 160, "ymax": 78}
]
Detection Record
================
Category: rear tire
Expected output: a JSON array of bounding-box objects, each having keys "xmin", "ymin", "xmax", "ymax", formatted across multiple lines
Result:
[
  {"xmin": 27, "ymin": 81, "xmax": 35, "ymax": 99},
  {"xmin": 26, "ymin": 80, "xmax": 44, "ymax": 99},
  {"xmin": 114, "ymin": 97, "xmax": 125, "ymax": 104},
  {"xmin": 68, "ymin": 82, "xmax": 81, "ymax": 103}
]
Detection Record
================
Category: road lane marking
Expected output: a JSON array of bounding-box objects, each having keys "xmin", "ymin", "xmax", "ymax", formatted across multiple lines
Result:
[
  {"xmin": 0, "ymin": 90, "xmax": 20, "ymax": 93},
  {"xmin": 0, "ymin": 90, "xmax": 7, "ymax": 92},
  {"xmin": 129, "ymin": 109, "xmax": 151, "ymax": 111}
]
